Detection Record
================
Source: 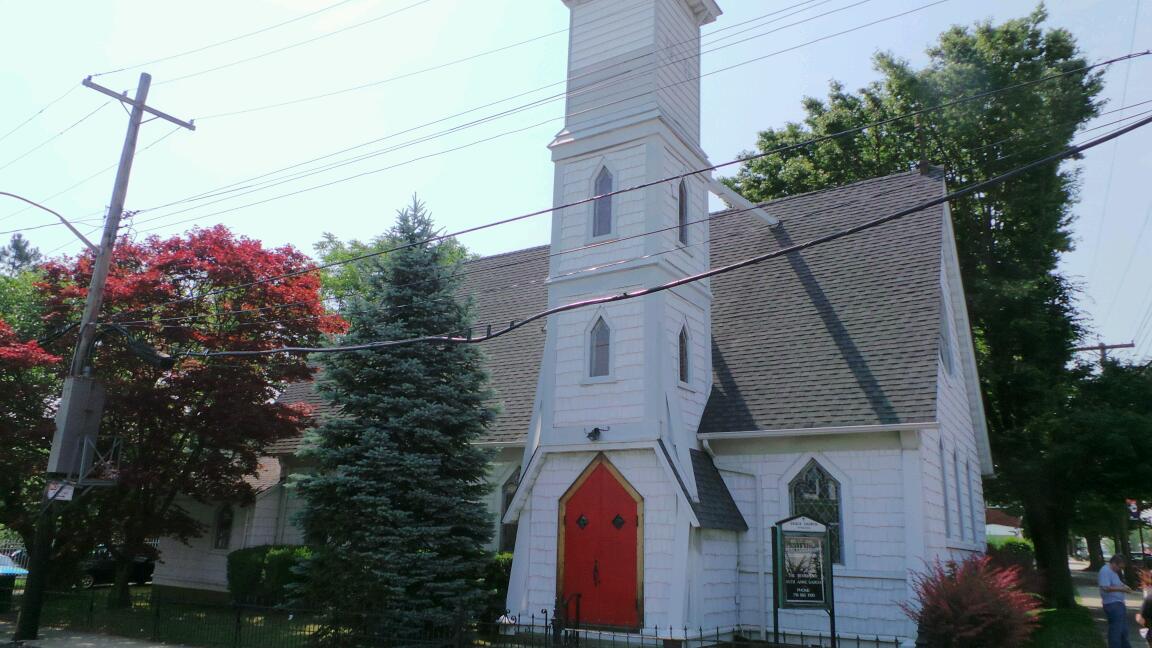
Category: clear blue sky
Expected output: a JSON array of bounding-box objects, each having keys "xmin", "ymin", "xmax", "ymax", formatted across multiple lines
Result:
[{"xmin": 0, "ymin": 0, "xmax": 1148, "ymax": 361}]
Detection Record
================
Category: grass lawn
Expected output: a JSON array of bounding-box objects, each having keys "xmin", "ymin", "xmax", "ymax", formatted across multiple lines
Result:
[
  {"xmin": 39, "ymin": 588, "xmax": 319, "ymax": 648},
  {"xmin": 1027, "ymin": 606, "xmax": 1105, "ymax": 648}
]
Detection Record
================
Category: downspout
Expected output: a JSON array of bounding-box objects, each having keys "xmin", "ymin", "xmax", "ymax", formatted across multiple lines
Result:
[{"xmin": 711, "ymin": 447, "xmax": 766, "ymax": 641}]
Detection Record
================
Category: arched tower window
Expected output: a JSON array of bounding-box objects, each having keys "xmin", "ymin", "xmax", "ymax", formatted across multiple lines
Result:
[
  {"xmin": 593, "ymin": 167, "xmax": 614, "ymax": 237},
  {"xmin": 789, "ymin": 460, "xmax": 843, "ymax": 563},
  {"xmin": 213, "ymin": 505, "xmax": 234, "ymax": 550},
  {"xmin": 589, "ymin": 317, "xmax": 611, "ymax": 377},
  {"xmin": 678, "ymin": 326, "xmax": 690, "ymax": 383},
  {"xmin": 677, "ymin": 180, "xmax": 689, "ymax": 244}
]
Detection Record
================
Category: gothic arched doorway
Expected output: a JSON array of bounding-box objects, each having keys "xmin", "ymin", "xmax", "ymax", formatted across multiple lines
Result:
[{"xmin": 557, "ymin": 454, "xmax": 643, "ymax": 629}]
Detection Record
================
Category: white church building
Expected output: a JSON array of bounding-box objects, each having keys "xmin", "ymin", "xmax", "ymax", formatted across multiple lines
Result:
[{"xmin": 153, "ymin": 0, "xmax": 992, "ymax": 643}]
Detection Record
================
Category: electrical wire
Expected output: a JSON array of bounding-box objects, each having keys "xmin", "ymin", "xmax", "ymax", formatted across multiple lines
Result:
[
  {"xmin": 1100, "ymin": 198, "xmax": 1152, "ymax": 327},
  {"xmin": 192, "ymin": 0, "xmax": 832, "ymax": 121},
  {"xmin": 0, "ymin": 124, "xmax": 185, "ymax": 225},
  {"xmin": 89, "ymin": 0, "xmax": 364, "ymax": 78},
  {"xmin": 108, "ymin": 51, "xmax": 1150, "ymax": 322},
  {"xmin": 0, "ymin": 85, "xmax": 80, "ymax": 146},
  {"xmin": 114, "ymin": 103, "xmax": 1150, "ymax": 333},
  {"xmin": 1087, "ymin": 0, "xmax": 1144, "ymax": 283},
  {"xmin": 195, "ymin": 28, "xmax": 568, "ymax": 120},
  {"xmin": 174, "ymin": 111, "xmax": 1152, "ymax": 357},
  {"xmin": 149, "ymin": 0, "xmax": 437, "ymax": 88},
  {"xmin": 112, "ymin": 174, "xmax": 927, "ymax": 331},
  {"xmin": 0, "ymin": 102, "xmax": 111, "ymax": 176},
  {"xmin": 130, "ymin": 0, "xmax": 885, "ymax": 222}
]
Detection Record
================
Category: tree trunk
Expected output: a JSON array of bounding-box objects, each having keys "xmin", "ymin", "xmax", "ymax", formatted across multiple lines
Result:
[
  {"xmin": 1024, "ymin": 497, "xmax": 1076, "ymax": 608},
  {"xmin": 1086, "ymin": 531, "xmax": 1106, "ymax": 570},
  {"xmin": 108, "ymin": 558, "xmax": 133, "ymax": 609},
  {"xmin": 1117, "ymin": 511, "xmax": 1137, "ymax": 587},
  {"xmin": 14, "ymin": 505, "xmax": 55, "ymax": 640}
]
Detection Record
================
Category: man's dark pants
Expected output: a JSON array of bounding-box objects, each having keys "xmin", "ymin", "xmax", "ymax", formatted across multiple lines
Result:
[{"xmin": 1104, "ymin": 601, "xmax": 1133, "ymax": 648}]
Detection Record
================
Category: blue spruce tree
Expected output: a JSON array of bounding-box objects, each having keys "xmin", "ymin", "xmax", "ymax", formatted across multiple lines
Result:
[{"xmin": 297, "ymin": 198, "xmax": 495, "ymax": 642}]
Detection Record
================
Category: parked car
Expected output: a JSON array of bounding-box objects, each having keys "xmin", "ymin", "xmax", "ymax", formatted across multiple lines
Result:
[
  {"xmin": 6, "ymin": 545, "xmax": 154, "ymax": 588},
  {"xmin": 1129, "ymin": 552, "xmax": 1152, "ymax": 568},
  {"xmin": 0, "ymin": 554, "xmax": 28, "ymax": 577},
  {"xmin": 79, "ymin": 545, "xmax": 155, "ymax": 588}
]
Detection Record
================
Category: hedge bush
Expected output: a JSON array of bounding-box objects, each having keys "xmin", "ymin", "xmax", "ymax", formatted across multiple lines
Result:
[
  {"xmin": 902, "ymin": 555, "xmax": 1040, "ymax": 647},
  {"xmin": 226, "ymin": 545, "xmax": 311, "ymax": 605},
  {"xmin": 988, "ymin": 539, "xmax": 1043, "ymax": 595}
]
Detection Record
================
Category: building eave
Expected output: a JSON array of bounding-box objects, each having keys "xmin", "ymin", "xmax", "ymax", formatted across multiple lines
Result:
[{"xmin": 699, "ymin": 421, "xmax": 937, "ymax": 441}]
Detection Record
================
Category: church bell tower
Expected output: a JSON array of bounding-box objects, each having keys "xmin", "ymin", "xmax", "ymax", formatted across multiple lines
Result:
[{"xmin": 505, "ymin": 0, "xmax": 724, "ymax": 630}]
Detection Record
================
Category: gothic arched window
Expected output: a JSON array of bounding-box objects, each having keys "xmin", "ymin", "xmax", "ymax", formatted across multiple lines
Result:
[
  {"xmin": 213, "ymin": 505, "xmax": 234, "ymax": 550},
  {"xmin": 789, "ymin": 460, "xmax": 843, "ymax": 563},
  {"xmin": 678, "ymin": 326, "xmax": 690, "ymax": 383},
  {"xmin": 589, "ymin": 317, "xmax": 611, "ymax": 377},
  {"xmin": 593, "ymin": 167, "xmax": 614, "ymax": 237},
  {"xmin": 677, "ymin": 180, "xmax": 689, "ymax": 244}
]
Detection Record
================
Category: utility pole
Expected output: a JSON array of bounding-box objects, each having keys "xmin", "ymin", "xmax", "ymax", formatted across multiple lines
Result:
[
  {"xmin": 1072, "ymin": 341, "xmax": 1136, "ymax": 364},
  {"xmin": 14, "ymin": 72, "xmax": 193, "ymax": 641}
]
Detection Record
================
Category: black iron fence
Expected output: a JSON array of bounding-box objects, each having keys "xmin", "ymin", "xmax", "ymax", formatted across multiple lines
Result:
[{"xmin": 4, "ymin": 589, "xmax": 904, "ymax": 648}]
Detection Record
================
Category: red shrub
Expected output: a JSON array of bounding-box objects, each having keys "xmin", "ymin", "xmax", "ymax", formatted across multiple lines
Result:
[{"xmin": 901, "ymin": 555, "xmax": 1040, "ymax": 648}]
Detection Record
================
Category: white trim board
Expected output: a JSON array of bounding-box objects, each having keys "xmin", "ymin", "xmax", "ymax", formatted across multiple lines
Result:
[{"xmin": 699, "ymin": 422, "xmax": 937, "ymax": 440}]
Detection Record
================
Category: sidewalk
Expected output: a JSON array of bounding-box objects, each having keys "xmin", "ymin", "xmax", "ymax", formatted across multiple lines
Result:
[
  {"xmin": 1070, "ymin": 559, "xmax": 1144, "ymax": 645},
  {"xmin": 0, "ymin": 620, "xmax": 193, "ymax": 648}
]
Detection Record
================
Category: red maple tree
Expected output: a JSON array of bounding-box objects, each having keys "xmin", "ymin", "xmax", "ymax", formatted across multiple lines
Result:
[
  {"xmin": 37, "ymin": 225, "xmax": 344, "ymax": 602},
  {"xmin": 0, "ymin": 319, "xmax": 60, "ymax": 545}
]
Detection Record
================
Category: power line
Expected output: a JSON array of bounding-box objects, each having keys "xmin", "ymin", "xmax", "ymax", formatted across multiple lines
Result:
[
  {"xmin": 175, "ymin": 111, "xmax": 1152, "ymax": 357},
  {"xmin": 0, "ymin": 125, "xmax": 187, "ymax": 230},
  {"xmin": 89, "ymin": 0, "xmax": 363, "ymax": 78},
  {"xmin": 108, "ymin": 50, "xmax": 1150, "ymax": 321},
  {"xmin": 195, "ymin": 28, "xmax": 568, "ymax": 120},
  {"xmin": 0, "ymin": 102, "xmax": 110, "ymax": 176},
  {"xmin": 0, "ymin": 85, "xmax": 80, "ymax": 146},
  {"xmin": 127, "ymin": 109, "xmax": 1143, "ymax": 333},
  {"xmin": 129, "ymin": 0, "xmax": 884, "ymax": 223},
  {"xmin": 192, "ymin": 0, "xmax": 833, "ymax": 121},
  {"xmin": 113, "ymin": 175, "xmax": 927, "ymax": 330},
  {"xmin": 1101, "ymin": 198, "xmax": 1152, "ymax": 327},
  {"xmin": 1087, "ymin": 0, "xmax": 1144, "ymax": 283},
  {"xmin": 130, "ymin": 41, "xmax": 1145, "ymax": 237},
  {"xmin": 126, "ymin": 1, "xmax": 981, "ymax": 236},
  {"xmin": 149, "ymin": 0, "xmax": 437, "ymax": 88}
]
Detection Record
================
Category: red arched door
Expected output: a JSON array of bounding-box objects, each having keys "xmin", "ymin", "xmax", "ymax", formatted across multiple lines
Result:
[{"xmin": 558, "ymin": 456, "xmax": 643, "ymax": 629}]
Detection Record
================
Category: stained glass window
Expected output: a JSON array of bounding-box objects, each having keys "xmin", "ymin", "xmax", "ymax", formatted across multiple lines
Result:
[
  {"xmin": 790, "ymin": 460, "xmax": 843, "ymax": 563},
  {"xmin": 593, "ymin": 167, "xmax": 613, "ymax": 237}
]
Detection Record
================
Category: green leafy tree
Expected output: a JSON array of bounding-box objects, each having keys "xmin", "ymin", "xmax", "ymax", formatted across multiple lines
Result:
[
  {"xmin": 726, "ymin": 8, "xmax": 1101, "ymax": 606},
  {"xmin": 297, "ymin": 198, "xmax": 495, "ymax": 640},
  {"xmin": 313, "ymin": 229, "xmax": 471, "ymax": 310},
  {"xmin": 0, "ymin": 234, "xmax": 43, "ymax": 276}
]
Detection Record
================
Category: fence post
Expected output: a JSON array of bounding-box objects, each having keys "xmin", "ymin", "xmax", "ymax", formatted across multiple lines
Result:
[
  {"xmin": 232, "ymin": 605, "xmax": 243, "ymax": 648},
  {"xmin": 88, "ymin": 589, "xmax": 95, "ymax": 627},
  {"xmin": 151, "ymin": 597, "xmax": 161, "ymax": 641}
]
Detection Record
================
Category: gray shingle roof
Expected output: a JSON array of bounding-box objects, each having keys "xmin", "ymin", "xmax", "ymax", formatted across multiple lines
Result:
[
  {"xmin": 701, "ymin": 170, "xmax": 943, "ymax": 433},
  {"xmin": 689, "ymin": 449, "xmax": 748, "ymax": 531},
  {"xmin": 271, "ymin": 170, "xmax": 944, "ymax": 452}
]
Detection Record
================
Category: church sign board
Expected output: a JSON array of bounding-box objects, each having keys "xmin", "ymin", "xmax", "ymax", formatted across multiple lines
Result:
[{"xmin": 772, "ymin": 515, "xmax": 837, "ymax": 646}]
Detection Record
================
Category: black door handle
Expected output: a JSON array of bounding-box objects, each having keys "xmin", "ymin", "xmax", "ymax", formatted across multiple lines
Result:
[{"xmin": 592, "ymin": 559, "xmax": 600, "ymax": 587}]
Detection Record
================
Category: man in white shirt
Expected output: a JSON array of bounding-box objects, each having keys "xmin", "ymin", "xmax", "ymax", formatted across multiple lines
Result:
[{"xmin": 1101, "ymin": 554, "xmax": 1135, "ymax": 648}]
